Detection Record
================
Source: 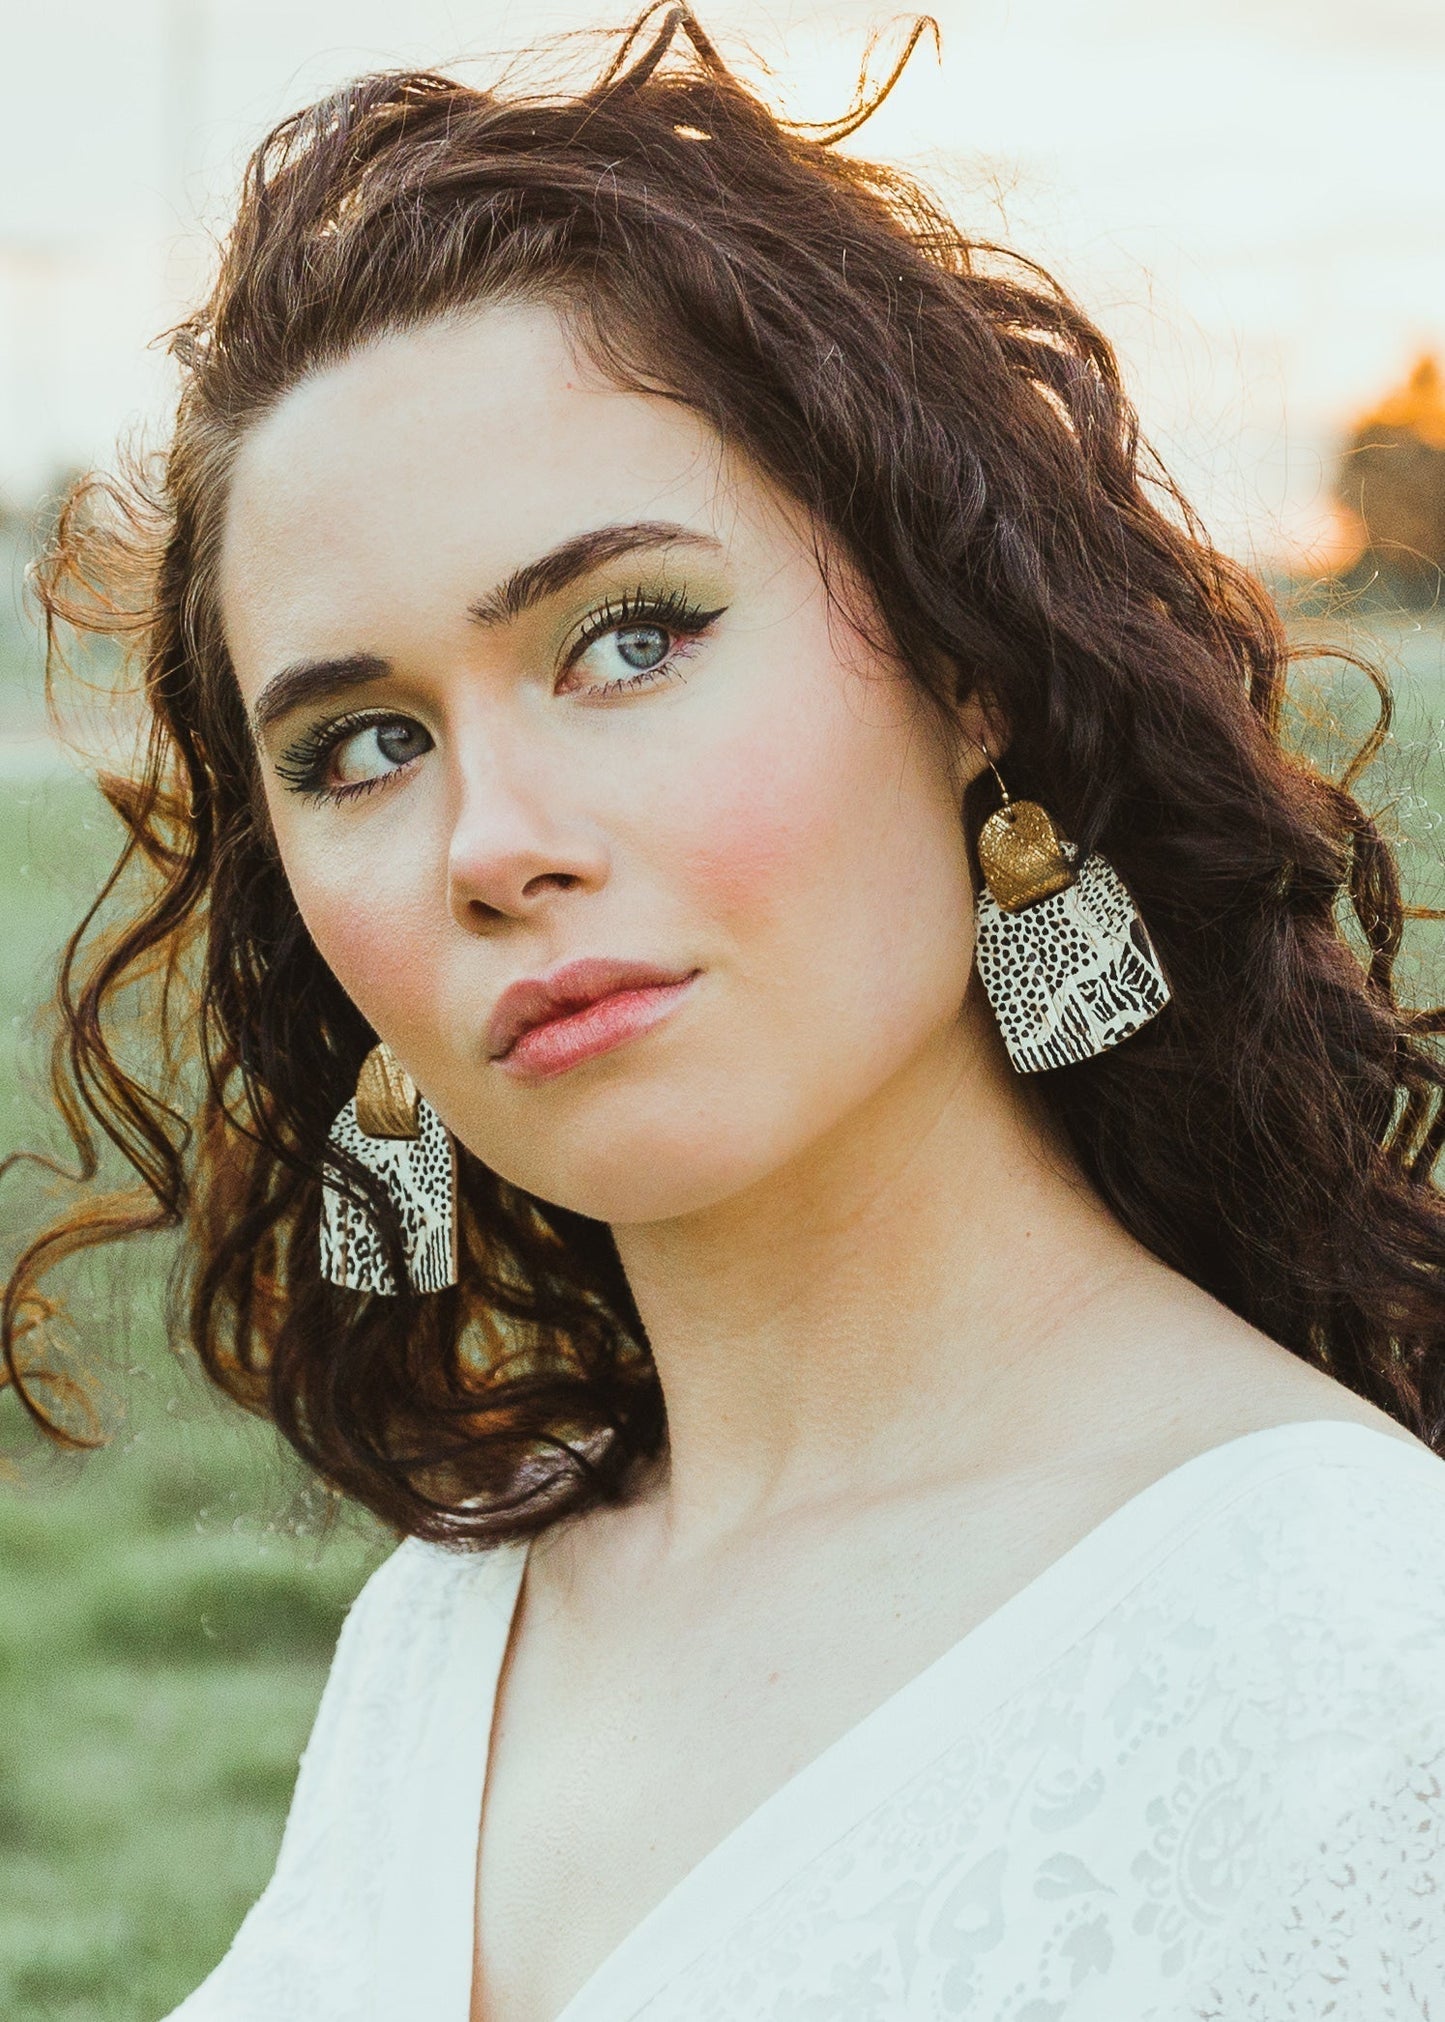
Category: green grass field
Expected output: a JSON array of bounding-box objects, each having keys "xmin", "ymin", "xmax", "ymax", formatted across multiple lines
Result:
[
  {"xmin": 0, "ymin": 538, "xmax": 391, "ymax": 2022},
  {"xmin": 0, "ymin": 773, "xmax": 389, "ymax": 2021},
  {"xmin": 1, "ymin": 545, "xmax": 1442, "ymax": 2020}
]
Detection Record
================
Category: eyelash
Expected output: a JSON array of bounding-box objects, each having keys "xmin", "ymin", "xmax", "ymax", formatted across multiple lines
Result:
[
  {"xmin": 274, "ymin": 709, "xmax": 401, "ymax": 802},
  {"xmin": 565, "ymin": 585, "xmax": 726, "ymax": 696},
  {"xmin": 274, "ymin": 586, "xmax": 727, "ymax": 803}
]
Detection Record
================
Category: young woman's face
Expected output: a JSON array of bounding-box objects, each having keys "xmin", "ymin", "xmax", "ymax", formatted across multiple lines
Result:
[{"xmin": 220, "ymin": 302, "xmax": 991, "ymax": 1222}]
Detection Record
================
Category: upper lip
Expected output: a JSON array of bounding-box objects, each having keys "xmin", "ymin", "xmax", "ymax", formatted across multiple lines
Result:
[{"xmin": 486, "ymin": 957, "xmax": 699, "ymax": 1060}]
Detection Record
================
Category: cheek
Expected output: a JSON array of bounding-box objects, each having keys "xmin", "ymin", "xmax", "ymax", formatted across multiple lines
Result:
[
  {"xmin": 666, "ymin": 675, "xmax": 974, "ymax": 934},
  {"xmin": 666, "ymin": 746, "xmax": 810, "ymax": 923},
  {"xmin": 644, "ymin": 667, "xmax": 878, "ymax": 925},
  {"xmin": 646, "ymin": 670, "xmax": 977, "ymax": 1042},
  {"xmin": 272, "ymin": 820, "xmax": 447, "ymax": 1052}
]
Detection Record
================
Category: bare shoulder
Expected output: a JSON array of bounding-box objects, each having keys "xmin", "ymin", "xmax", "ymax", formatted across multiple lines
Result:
[
  {"xmin": 1084, "ymin": 1262, "xmax": 1434, "ymax": 1491},
  {"xmin": 1202, "ymin": 1317, "xmax": 1428, "ymax": 1453}
]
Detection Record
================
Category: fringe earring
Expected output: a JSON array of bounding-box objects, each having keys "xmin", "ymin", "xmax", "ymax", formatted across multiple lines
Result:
[
  {"xmin": 972, "ymin": 753, "xmax": 1171, "ymax": 1073},
  {"xmin": 319, "ymin": 1043, "xmax": 458, "ymax": 1294}
]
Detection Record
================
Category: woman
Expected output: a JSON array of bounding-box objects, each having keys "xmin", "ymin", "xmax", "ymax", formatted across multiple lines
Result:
[{"xmin": 8, "ymin": 6, "xmax": 1445, "ymax": 2016}]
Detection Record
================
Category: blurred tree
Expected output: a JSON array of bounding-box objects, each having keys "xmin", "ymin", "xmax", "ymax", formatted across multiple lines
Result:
[{"xmin": 1337, "ymin": 353, "xmax": 1445, "ymax": 603}]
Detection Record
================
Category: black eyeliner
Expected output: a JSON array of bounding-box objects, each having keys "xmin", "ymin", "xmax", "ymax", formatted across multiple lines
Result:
[
  {"xmin": 274, "ymin": 708, "xmax": 399, "ymax": 796},
  {"xmin": 567, "ymin": 585, "xmax": 728, "ymax": 666},
  {"xmin": 273, "ymin": 589, "xmax": 728, "ymax": 801}
]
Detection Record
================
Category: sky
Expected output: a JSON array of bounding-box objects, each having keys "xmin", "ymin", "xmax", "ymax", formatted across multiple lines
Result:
[{"xmin": 1, "ymin": 0, "xmax": 1442, "ymax": 563}]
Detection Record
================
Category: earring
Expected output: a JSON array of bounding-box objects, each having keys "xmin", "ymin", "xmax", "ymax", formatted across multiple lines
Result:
[
  {"xmin": 972, "ymin": 751, "xmax": 1171, "ymax": 1073},
  {"xmin": 319, "ymin": 1042, "xmax": 458, "ymax": 1294}
]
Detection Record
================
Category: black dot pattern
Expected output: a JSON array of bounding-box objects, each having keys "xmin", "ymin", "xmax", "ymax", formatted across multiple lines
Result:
[
  {"xmin": 319, "ymin": 1095, "xmax": 458, "ymax": 1294},
  {"xmin": 975, "ymin": 853, "xmax": 1171, "ymax": 1073}
]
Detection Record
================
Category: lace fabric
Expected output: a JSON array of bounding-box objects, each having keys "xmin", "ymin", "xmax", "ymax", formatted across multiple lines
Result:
[{"xmin": 162, "ymin": 1422, "xmax": 1445, "ymax": 2021}]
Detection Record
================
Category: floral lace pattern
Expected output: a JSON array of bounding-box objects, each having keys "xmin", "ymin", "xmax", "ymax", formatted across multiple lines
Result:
[
  {"xmin": 629, "ymin": 1443, "xmax": 1445, "ymax": 2021},
  {"xmin": 162, "ymin": 1425, "xmax": 1445, "ymax": 2021}
]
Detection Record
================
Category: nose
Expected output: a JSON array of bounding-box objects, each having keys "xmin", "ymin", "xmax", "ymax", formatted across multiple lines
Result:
[{"xmin": 445, "ymin": 738, "xmax": 609, "ymax": 931}]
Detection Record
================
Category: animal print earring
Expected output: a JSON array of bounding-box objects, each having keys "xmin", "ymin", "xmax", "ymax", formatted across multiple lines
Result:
[
  {"xmin": 319, "ymin": 1042, "xmax": 458, "ymax": 1294},
  {"xmin": 972, "ymin": 750, "xmax": 1171, "ymax": 1073}
]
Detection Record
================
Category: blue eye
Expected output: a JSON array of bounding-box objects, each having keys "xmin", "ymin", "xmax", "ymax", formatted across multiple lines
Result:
[
  {"xmin": 332, "ymin": 719, "xmax": 431, "ymax": 785},
  {"xmin": 567, "ymin": 589, "xmax": 728, "ymax": 697},
  {"xmin": 614, "ymin": 624, "xmax": 670, "ymax": 671},
  {"xmin": 275, "ymin": 713, "xmax": 433, "ymax": 800}
]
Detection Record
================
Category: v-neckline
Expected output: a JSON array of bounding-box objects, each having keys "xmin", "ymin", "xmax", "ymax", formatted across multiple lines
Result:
[{"xmin": 442, "ymin": 1418, "xmax": 1428, "ymax": 2022}]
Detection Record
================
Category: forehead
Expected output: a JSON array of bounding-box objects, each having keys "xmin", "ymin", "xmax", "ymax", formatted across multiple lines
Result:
[{"xmin": 218, "ymin": 301, "xmax": 747, "ymax": 673}]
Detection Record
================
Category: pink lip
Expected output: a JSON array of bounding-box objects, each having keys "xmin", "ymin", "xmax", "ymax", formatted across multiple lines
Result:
[{"xmin": 488, "ymin": 957, "xmax": 701, "ymax": 1080}]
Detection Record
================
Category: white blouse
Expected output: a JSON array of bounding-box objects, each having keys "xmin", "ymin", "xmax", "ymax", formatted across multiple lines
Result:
[{"xmin": 165, "ymin": 1419, "xmax": 1445, "ymax": 2019}]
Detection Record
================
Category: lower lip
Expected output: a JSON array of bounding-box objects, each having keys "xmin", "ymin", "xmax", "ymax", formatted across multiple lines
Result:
[{"xmin": 498, "ymin": 974, "xmax": 700, "ymax": 1081}]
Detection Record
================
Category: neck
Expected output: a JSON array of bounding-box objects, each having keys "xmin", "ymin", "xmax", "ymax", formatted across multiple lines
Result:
[{"xmin": 610, "ymin": 1004, "xmax": 1148, "ymax": 1550}]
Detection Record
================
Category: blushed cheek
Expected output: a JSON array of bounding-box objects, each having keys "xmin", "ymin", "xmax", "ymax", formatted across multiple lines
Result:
[
  {"xmin": 650, "ymin": 670, "xmax": 976, "ymax": 1072},
  {"xmin": 652, "ymin": 671, "xmax": 950, "ymax": 946},
  {"xmin": 658, "ymin": 723, "xmax": 839, "ymax": 937}
]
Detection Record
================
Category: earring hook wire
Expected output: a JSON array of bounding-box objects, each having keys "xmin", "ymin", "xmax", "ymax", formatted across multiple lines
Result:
[{"xmin": 978, "ymin": 738, "xmax": 1012, "ymax": 815}]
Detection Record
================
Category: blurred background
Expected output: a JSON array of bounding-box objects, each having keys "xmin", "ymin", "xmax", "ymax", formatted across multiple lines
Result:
[{"xmin": 1, "ymin": 2, "xmax": 1443, "ymax": 2017}]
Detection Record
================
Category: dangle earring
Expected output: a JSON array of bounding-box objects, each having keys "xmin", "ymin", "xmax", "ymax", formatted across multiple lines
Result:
[
  {"xmin": 319, "ymin": 1042, "xmax": 458, "ymax": 1294},
  {"xmin": 972, "ymin": 748, "xmax": 1171, "ymax": 1073}
]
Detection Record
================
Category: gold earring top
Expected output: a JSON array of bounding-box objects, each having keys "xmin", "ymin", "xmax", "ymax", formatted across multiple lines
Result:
[
  {"xmin": 974, "ymin": 741, "xmax": 1078, "ymax": 912},
  {"xmin": 354, "ymin": 1042, "xmax": 422, "ymax": 1140}
]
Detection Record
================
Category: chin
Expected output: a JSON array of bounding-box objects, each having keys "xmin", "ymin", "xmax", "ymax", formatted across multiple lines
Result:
[
  {"xmin": 508, "ymin": 1150, "xmax": 770, "ymax": 1228},
  {"xmin": 482, "ymin": 1100, "xmax": 798, "ymax": 1227}
]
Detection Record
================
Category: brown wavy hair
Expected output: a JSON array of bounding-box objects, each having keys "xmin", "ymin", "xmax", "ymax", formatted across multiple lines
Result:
[{"xmin": 6, "ymin": 6, "xmax": 1445, "ymax": 1541}]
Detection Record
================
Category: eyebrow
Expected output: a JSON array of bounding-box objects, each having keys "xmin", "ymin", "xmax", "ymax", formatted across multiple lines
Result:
[
  {"xmin": 250, "ymin": 651, "xmax": 391, "ymax": 740},
  {"xmin": 249, "ymin": 520, "xmax": 723, "ymax": 738},
  {"xmin": 466, "ymin": 521, "xmax": 722, "ymax": 627}
]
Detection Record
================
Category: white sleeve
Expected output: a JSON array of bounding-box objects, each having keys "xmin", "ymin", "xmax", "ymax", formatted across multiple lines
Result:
[
  {"xmin": 159, "ymin": 1541, "xmax": 425, "ymax": 2022},
  {"xmin": 1188, "ymin": 1712, "xmax": 1445, "ymax": 2019}
]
